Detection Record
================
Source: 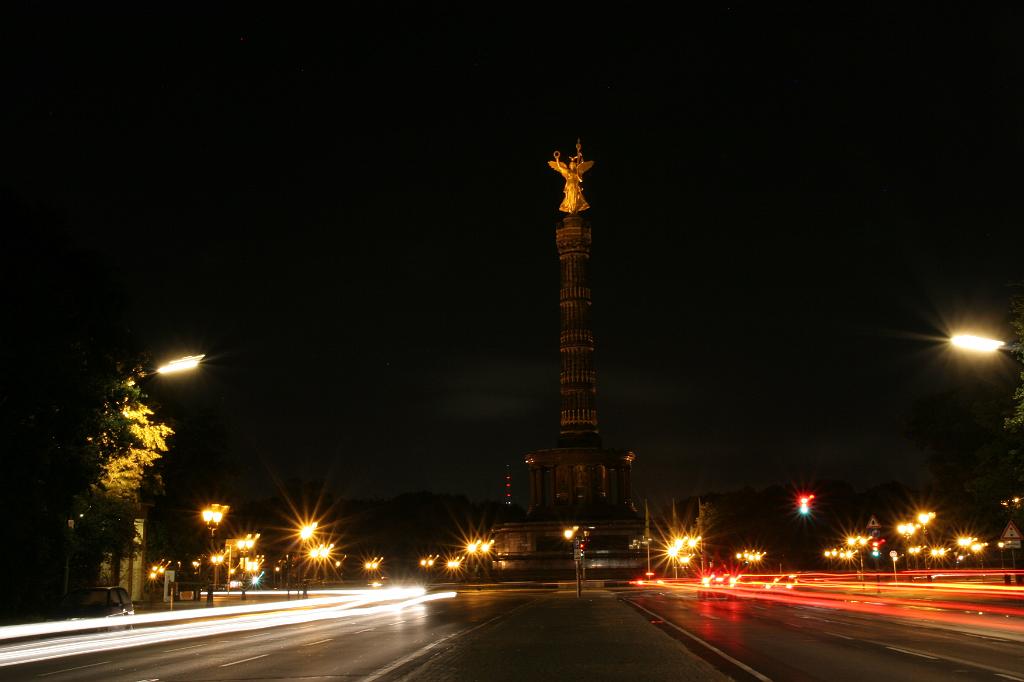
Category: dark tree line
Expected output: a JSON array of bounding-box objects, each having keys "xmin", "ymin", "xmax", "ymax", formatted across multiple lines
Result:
[{"xmin": 0, "ymin": 197, "xmax": 236, "ymax": 618}]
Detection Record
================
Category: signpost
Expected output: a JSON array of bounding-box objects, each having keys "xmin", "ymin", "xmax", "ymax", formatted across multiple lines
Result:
[
  {"xmin": 1000, "ymin": 521, "xmax": 1022, "ymax": 569},
  {"xmin": 889, "ymin": 550, "xmax": 899, "ymax": 582},
  {"xmin": 867, "ymin": 515, "xmax": 882, "ymax": 539}
]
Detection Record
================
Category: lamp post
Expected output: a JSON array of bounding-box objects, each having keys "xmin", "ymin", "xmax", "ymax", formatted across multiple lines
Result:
[
  {"xmin": 363, "ymin": 557, "xmax": 383, "ymax": 585},
  {"xmin": 916, "ymin": 512, "xmax": 935, "ymax": 562},
  {"xmin": 232, "ymin": 533, "xmax": 258, "ymax": 599},
  {"xmin": 296, "ymin": 522, "xmax": 319, "ymax": 592},
  {"xmin": 201, "ymin": 504, "xmax": 228, "ymax": 602},
  {"xmin": 465, "ymin": 539, "xmax": 491, "ymax": 582},
  {"xmin": 310, "ymin": 544, "xmax": 335, "ymax": 583},
  {"xmin": 847, "ymin": 536, "xmax": 870, "ymax": 578},
  {"xmin": 667, "ymin": 540, "xmax": 682, "ymax": 579},
  {"xmin": 208, "ymin": 554, "xmax": 224, "ymax": 604},
  {"xmin": 907, "ymin": 545, "xmax": 923, "ymax": 570}
]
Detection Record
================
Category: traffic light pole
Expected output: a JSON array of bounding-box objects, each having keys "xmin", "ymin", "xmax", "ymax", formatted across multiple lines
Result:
[{"xmin": 573, "ymin": 536, "xmax": 582, "ymax": 597}]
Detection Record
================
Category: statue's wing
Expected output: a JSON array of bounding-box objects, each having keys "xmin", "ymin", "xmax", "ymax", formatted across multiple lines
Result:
[
  {"xmin": 548, "ymin": 159, "xmax": 568, "ymax": 174},
  {"xmin": 576, "ymin": 160, "xmax": 594, "ymax": 176}
]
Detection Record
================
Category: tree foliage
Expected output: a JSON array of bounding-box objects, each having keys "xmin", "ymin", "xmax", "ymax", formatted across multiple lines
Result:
[
  {"xmin": 97, "ymin": 386, "xmax": 173, "ymax": 500},
  {"xmin": 0, "ymin": 198, "xmax": 173, "ymax": 616},
  {"xmin": 1008, "ymin": 289, "xmax": 1024, "ymax": 432}
]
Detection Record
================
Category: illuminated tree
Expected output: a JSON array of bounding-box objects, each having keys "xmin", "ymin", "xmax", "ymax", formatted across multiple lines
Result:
[{"xmin": 95, "ymin": 380, "xmax": 173, "ymax": 500}]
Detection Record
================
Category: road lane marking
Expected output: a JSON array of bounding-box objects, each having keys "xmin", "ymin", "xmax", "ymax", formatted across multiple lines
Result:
[
  {"xmin": 823, "ymin": 632, "xmax": 853, "ymax": 640},
  {"xmin": 238, "ymin": 632, "xmax": 265, "ymax": 638},
  {"xmin": 163, "ymin": 643, "xmax": 206, "ymax": 652},
  {"xmin": 886, "ymin": 646, "xmax": 937, "ymax": 660},
  {"xmin": 864, "ymin": 638, "xmax": 1024, "ymax": 679},
  {"xmin": 354, "ymin": 627, "xmax": 376, "ymax": 633},
  {"xmin": 798, "ymin": 615, "xmax": 838, "ymax": 624},
  {"xmin": 962, "ymin": 632, "xmax": 1012, "ymax": 643},
  {"xmin": 626, "ymin": 600, "xmax": 772, "ymax": 682},
  {"xmin": 699, "ymin": 613, "xmax": 720, "ymax": 620},
  {"xmin": 37, "ymin": 660, "xmax": 112, "ymax": 677},
  {"xmin": 302, "ymin": 638, "xmax": 333, "ymax": 647},
  {"xmin": 220, "ymin": 653, "xmax": 269, "ymax": 667},
  {"xmin": 996, "ymin": 675, "xmax": 1024, "ymax": 681},
  {"xmin": 363, "ymin": 597, "xmax": 539, "ymax": 682}
]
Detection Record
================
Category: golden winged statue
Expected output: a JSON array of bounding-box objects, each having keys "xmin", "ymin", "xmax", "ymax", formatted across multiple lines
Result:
[{"xmin": 548, "ymin": 139, "xmax": 594, "ymax": 214}]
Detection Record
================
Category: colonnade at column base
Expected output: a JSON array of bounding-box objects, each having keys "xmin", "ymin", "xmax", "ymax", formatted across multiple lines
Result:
[{"xmin": 524, "ymin": 446, "xmax": 638, "ymax": 520}]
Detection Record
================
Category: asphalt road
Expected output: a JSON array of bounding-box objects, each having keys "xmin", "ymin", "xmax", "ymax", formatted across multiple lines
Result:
[
  {"xmin": 626, "ymin": 587, "xmax": 1024, "ymax": 681},
  {"xmin": 7, "ymin": 586, "xmax": 1024, "ymax": 681},
  {"xmin": 0, "ymin": 590, "xmax": 535, "ymax": 682}
]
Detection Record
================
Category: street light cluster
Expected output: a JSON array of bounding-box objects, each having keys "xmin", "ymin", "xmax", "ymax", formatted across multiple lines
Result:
[
  {"xmin": 309, "ymin": 544, "xmax": 334, "ymax": 560},
  {"xmin": 735, "ymin": 550, "xmax": 765, "ymax": 563},
  {"xmin": 465, "ymin": 540, "xmax": 492, "ymax": 554}
]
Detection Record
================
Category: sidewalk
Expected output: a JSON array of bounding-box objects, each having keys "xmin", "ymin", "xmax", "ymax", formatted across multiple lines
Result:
[{"xmin": 399, "ymin": 589, "xmax": 727, "ymax": 681}]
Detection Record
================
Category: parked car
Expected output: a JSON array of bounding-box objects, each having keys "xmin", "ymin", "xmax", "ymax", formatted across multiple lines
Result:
[{"xmin": 55, "ymin": 587, "xmax": 134, "ymax": 620}]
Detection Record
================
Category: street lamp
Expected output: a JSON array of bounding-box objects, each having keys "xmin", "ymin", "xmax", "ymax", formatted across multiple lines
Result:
[
  {"xmin": 464, "ymin": 539, "xmax": 491, "ymax": 581},
  {"xmin": 951, "ymin": 335, "xmax": 1007, "ymax": 353},
  {"xmin": 209, "ymin": 554, "xmax": 224, "ymax": 595},
  {"xmin": 230, "ymin": 533, "xmax": 259, "ymax": 597},
  {"xmin": 155, "ymin": 354, "xmax": 206, "ymax": 374},
  {"xmin": 666, "ymin": 540, "xmax": 682, "ymax": 579},
  {"xmin": 202, "ymin": 504, "xmax": 228, "ymax": 537},
  {"xmin": 847, "ymin": 536, "xmax": 870, "ymax": 576},
  {"xmin": 309, "ymin": 543, "xmax": 335, "ymax": 583}
]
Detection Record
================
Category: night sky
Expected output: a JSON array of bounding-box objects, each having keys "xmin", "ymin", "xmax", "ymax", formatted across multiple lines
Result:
[{"xmin": 4, "ymin": 10, "xmax": 1022, "ymax": 505}]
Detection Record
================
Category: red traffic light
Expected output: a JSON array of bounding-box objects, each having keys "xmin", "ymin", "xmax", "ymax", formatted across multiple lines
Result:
[{"xmin": 797, "ymin": 494, "xmax": 815, "ymax": 514}]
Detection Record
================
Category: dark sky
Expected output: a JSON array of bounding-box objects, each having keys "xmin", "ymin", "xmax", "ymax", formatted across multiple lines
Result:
[{"xmin": 4, "ymin": 9, "xmax": 1022, "ymax": 505}]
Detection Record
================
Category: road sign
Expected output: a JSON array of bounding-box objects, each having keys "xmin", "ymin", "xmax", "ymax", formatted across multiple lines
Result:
[
  {"xmin": 1001, "ymin": 520, "xmax": 1022, "ymax": 541},
  {"xmin": 867, "ymin": 515, "xmax": 881, "ymax": 529},
  {"xmin": 889, "ymin": 550, "xmax": 898, "ymax": 559}
]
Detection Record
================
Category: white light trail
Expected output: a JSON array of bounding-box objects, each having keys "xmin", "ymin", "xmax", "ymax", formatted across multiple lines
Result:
[{"xmin": 0, "ymin": 588, "xmax": 455, "ymax": 668}]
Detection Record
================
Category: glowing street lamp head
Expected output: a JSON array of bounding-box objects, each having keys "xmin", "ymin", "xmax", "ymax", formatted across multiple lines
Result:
[
  {"xmin": 201, "ymin": 503, "xmax": 227, "ymax": 527},
  {"xmin": 896, "ymin": 523, "xmax": 917, "ymax": 536},
  {"xmin": 466, "ymin": 541, "xmax": 479, "ymax": 554},
  {"xmin": 951, "ymin": 335, "xmax": 1006, "ymax": 353},
  {"xmin": 917, "ymin": 512, "xmax": 935, "ymax": 526},
  {"xmin": 299, "ymin": 522, "xmax": 318, "ymax": 541},
  {"xmin": 156, "ymin": 354, "xmax": 205, "ymax": 374}
]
